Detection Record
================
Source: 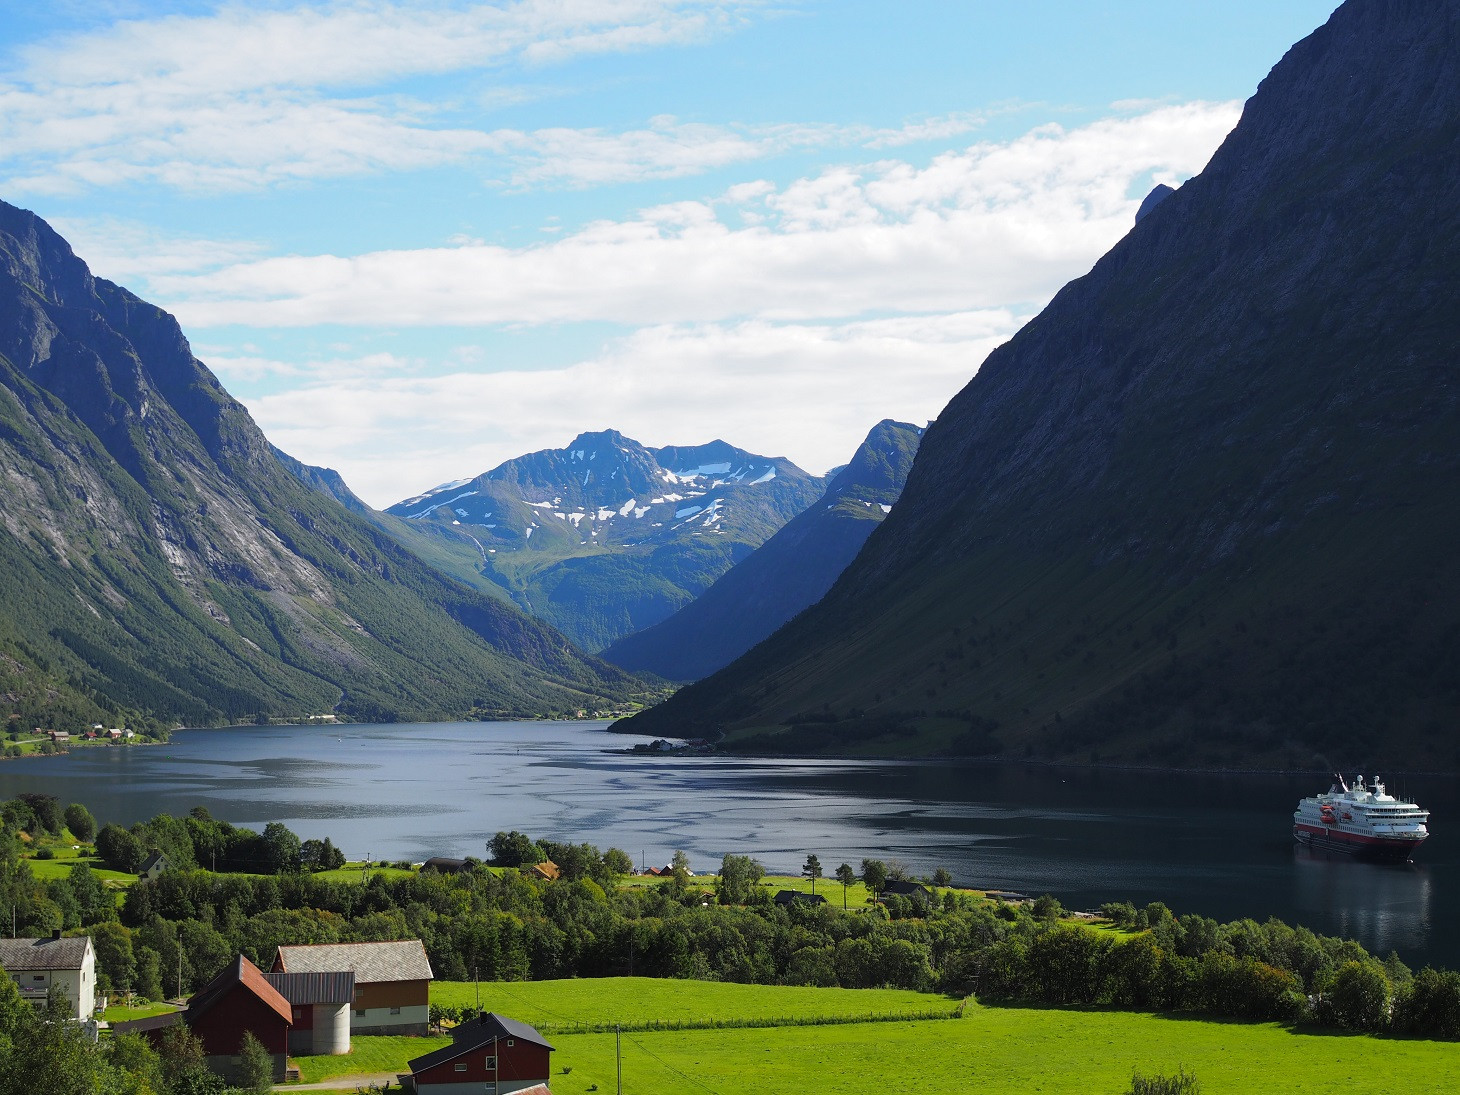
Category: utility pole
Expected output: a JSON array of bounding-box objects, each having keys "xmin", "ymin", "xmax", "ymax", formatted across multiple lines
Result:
[
  {"xmin": 176, "ymin": 949, "xmax": 183, "ymax": 1002},
  {"xmin": 616, "ymin": 1024, "xmax": 622, "ymax": 1095},
  {"xmin": 474, "ymin": 966, "xmax": 479, "ymax": 1012}
]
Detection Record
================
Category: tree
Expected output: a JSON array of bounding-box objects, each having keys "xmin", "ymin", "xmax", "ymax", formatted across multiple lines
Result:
[
  {"xmin": 860, "ymin": 858, "xmax": 887, "ymax": 898},
  {"xmin": 669, "ymin": 849, "xmax": 691, "ymax": 890},
  {"xmin": 717, "ymin": 854, "xmax": 764, "ymax": 905},
  {"xmin": 88, "ymin": 922, "xmax": 136, "ymax": 995},
  {"xmin": 63, "ymin": 804, "xmax": 95, "ymax": 844},
  {"xmin": 834, "ymin": 863, "xmax": 856, "ymax": 910},
  {"xmin": 237, "ymin": 1030, "xmax": 275, "ymax": 1093},
  {"xmin": 602, "ymin": 848, "xmax": 634, "ymax": 884},
  {"xmin": 488, "ymin": 831, "xmax": 543, "ymax": 867},
  {"xmin": 18, "ymin": 793, "xmax": 63, "ymax": 835},
  {"xmin": 801, "ymin": 854, "xmax": 822, "ymax": 894},
  {"xmin": 1325, "ymin": 960, "xmax": 1391, "ymax": 1031},
  {"xmin": 260, "ymin": 823, "xmax": 302, "ymax": 874},
  {"xmin": 932, "ymin": 866, "xmax": 952, "ymax": 888},
  {"xmin": 95, "ymin": 824, "xmax": 143, "ymax": 873}
]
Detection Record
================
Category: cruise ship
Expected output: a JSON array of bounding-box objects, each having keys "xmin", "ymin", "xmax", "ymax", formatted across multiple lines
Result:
[{"xmin": 1293, "ymin": 774, "xmax": 1429, "ymax": 862}]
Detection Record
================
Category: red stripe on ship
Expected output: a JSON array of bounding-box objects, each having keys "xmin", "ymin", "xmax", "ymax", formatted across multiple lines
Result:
[{"xmin": 1294, "ymin": 823, "xmax": 1425, "ymax": 846}]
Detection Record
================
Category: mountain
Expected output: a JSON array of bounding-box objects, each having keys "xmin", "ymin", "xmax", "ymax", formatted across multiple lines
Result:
[
  {"xmin": 386, "ymin": 430, "xmax": 826, "ymax": 652},
  {"xmin": 0, "ymin": 201, "xmax": 642, "ymax": 729},
  {"xmin": 618, "ymin": 0, "xmax": 1460, "ymax": 771},
  {"xmin": 603, "ymin": 420, "xmax": 922, "ymax": 681}
]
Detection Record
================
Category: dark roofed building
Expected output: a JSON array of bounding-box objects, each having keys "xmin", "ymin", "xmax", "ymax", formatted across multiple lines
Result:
[
  {"xmin": 273, "ymin": 940, "xmax": 432, "ymax": 1035},
  {"xmin": 264, "ymin": 971, "xmax": 355, "ymax": 1055},
  {"xmin": 0, "ymin": 934, "xmax": 96, "ymax": 1021},
  {"xmin": 773, "ymin": 890, "xmax": 827, "ymax": 907},
  {"xmin": 404, "ymin": 1011, "xmax": 553, "ymax": 1095},
  {"xmin": 881, "ymin": 879, "xmax": 931, "ymax": 899},
  {"xmin": 138, "ymin": 851, "xmax": 169, "ymax": 881},
  {"xmin": 422, "ymin": 857, "xmax": 470, "ymax": 874}
]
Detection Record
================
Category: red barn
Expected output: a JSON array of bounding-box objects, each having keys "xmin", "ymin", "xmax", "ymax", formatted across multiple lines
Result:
[
  {"xmin": 404, "ymin": 1012, "xmax": 553, "ymax": 1095},
  {"xmin": 118, "ymin": 955, "xmax": 292, "ymax": 1084}
]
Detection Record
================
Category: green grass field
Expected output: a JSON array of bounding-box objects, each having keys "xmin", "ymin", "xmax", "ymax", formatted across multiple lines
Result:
[
  {"xmin": 299, "ymin": 981, "xmax": 1460, "ymax": 1094},
  {"xmin": 292, "ymin": 1035, "xmax": 449, "ymax": 1083},
  {"xmin": 431, "ymin": 978, "xmax": 954, "ymax": 1028},
  {"xmin": 102, "ymin": 1000, "xmax": 179, "ymax": 1023},
  {"xmin": 545, "ymin": 1003, "xmax": 1460, "ymax": 1095}
]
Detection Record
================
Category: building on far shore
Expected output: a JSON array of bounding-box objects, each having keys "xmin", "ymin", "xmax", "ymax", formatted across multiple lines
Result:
[
  {"xmin": 0, "ymin": 933, "xmax": 96, "ymax": 1022},
  {"xmin": 273, "ymin": 940, "xmax": 433, "ymax": 1035}
]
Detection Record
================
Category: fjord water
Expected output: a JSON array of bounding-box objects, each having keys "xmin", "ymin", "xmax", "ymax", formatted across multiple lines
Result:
[{"xmin": 5, "ymin": 721, "xmax": 1454, "ymax": 969}]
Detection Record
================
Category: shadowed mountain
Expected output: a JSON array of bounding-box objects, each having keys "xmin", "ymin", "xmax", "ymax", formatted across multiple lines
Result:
[
  {"xmin": 604, "ymin": 420, "xmax": 922, "ymax": 682},
  {"xmin": 0, "ymin": 202, "xmax": 641, "ymax": 729},
  {"xmin": 617, "ymin": 0, "xmax": 1460, "ymax": 771}
]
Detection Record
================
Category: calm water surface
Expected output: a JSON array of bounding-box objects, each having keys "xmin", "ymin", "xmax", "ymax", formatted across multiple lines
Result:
[{"xmin": 3, "ymin": 721, "xmax": 1454, "ymax": 969}]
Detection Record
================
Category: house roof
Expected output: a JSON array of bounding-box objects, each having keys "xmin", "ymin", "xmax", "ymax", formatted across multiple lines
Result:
[
  {"xmin": 274, "ymin": 940, "xmax": 433, "ymax": 984},
  {"xmin": 111, "ymin": 1011, "xmax": 183, "ymax": 1036},
  {"xmin": 422, "ymin": 857, "xmax": 469, "ymax": 872},
  {"xmin": 408, "ymin": 1012, "xmax": 553, "ymax": 1073},
  {"xmin": 138, "ymin": 851, "xmax": 167, "ymax": 872},
  {"xmin": 0, "ymin": 935, "xmax": 93, "ymax": 972},
  {"xmin": 882, "ymin": 879, "xmax": 930, "ymax": 896},
  {"xmin": 773, "ymin": 890, "xmax": 826, "ymax": 906},
  {"xmin": 264, "ymin": 970, "xmax": 356, "ymax": 1005},
  {"xmin": 187, "ymin": 955, "xmax": 292, "ymax": 1028},
  {"xmin": 530, "ymin": 860, "xmax": 560, "ymax": 880}
]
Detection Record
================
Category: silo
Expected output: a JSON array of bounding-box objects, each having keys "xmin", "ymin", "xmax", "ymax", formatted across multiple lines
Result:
[{"xmin": 311, "ymin": 1001, "xmax": 351, "ymax": 1055}]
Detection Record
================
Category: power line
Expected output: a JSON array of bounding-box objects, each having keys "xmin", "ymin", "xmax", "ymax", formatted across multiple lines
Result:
[{"xmin": 620, "ymin": 1028, "xmax": 722, "ymax": 1095}]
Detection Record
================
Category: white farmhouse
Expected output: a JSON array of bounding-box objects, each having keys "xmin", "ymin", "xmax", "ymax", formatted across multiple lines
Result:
[{"xmin": 0, "ymin": 933, "xmax": 97, "ymax": 1021}]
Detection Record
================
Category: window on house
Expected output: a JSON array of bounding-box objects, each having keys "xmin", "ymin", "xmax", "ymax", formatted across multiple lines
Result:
[
  {"xmin": 355, "ymin": 1009, "xmax": 366, "ymax": 1017},
  {"xmin": 33, "ymin": 976, "xmax": 44, "ymax": 982},
  {"xmin": 506, "ymin": 1039, "xmax": 514, "ymax": 1047},
  {"xmin": 389, "ymin": 1006, "xmax": 401, "ymax": 1015},
  {"xmin": 484, "ymin": 1056, "xmax": 496, "ymax": 1070},
  {"xmin": 454, "ymin": 1064, "xmax": 467, "ymax": 1073}
]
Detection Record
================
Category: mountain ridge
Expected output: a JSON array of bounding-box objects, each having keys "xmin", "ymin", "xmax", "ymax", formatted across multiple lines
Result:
[
  {"xmin": 617, "ymin": 0, "xmax": 1460, "ymax": 770},
  {"xmin": 604, "ymin": 419, "xmax": 922, "ymax": 681},
  {"xmin": 0, "ymin": 200, "xmax": 641, "ymax": 728}
]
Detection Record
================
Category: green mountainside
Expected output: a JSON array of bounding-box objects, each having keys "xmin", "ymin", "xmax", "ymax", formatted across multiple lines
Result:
[
  {"xmin": 619, "ymin": 0, "xmax": 1460, "ymax": 771},
  {"xmin": 0, "ymin": 202, "xmax": 642, "ymax": 728},
  {"xmin": 604, "ymin": 420, "xmax": 922, "ymax": 681},
  {"xmin": 385, "ymin": 430, "xmax": 826, "ymax": 652}
]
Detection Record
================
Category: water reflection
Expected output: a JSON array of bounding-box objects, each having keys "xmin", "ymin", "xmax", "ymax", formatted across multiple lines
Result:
[{"xmin": 0, "ymin": 721, "xmax": 1452, "ymax": 968}]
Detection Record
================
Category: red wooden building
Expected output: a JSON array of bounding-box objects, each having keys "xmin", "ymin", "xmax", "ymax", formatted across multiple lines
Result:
[
  {"xmin": 118, "ymin": 955, "xmax": 292, "ymax": 1084},
  {"xmin": 404, "ymin": 1012, "xmax": 554, "ymax": 1095}
]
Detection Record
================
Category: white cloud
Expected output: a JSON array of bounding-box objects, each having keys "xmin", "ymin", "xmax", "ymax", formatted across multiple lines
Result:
[
  {"xmin": 45, "ymin": 216, "xmax": 265, "ymax": 282},
  {"xmin": 248, "ymin": 309, "xmax": 1024, "ymax": 507},
  {"xmin": 0, "ymin": 0, "xmax": 768, "ymax": 194},
  {"xmin": 154, "ymin": 101, "xmax": 1239, "ymax": 327}
]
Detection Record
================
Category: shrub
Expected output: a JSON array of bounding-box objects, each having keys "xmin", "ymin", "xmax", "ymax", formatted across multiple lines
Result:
[{"xmin": 1130, "ymin": 1067, "xmax": 1200, "ymax": 1095}]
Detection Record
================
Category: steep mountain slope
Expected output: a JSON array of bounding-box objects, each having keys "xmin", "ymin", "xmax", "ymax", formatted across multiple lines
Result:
[
  {"xmin": 0, "ymin": 202, "xmax": 640, "ymax": 728},
  {"xmin": 604, "ymin": 420, "xmax": 922, "ymax": 681},
  {"xmin": 387, "ymin": 430, "xmax": 825, "ymax": 651},
  {"xmin": 620, "ymin": 0, "xmax": 1460, "ymax": 771}
]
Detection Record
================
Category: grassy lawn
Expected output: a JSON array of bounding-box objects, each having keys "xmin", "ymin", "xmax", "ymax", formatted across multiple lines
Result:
[
  {"xmin": 311, "ymin": 864, "xmax": 418, "ymax": 885},
  {"xmin": 292, "ymin": 1035, "xmax": 449, "ymax": 1083},
  {"xmin": 103, "ymin": 1000, "xmax": 180, "ymax": 1022},
  {"xmin": 432, "ymin": 978, "xmax": 956, "ymax": 1028},
  {"xmin": 299, "ymin": 980, "xmax": 1459, "ymax": 1092},
  {"xmin": 543, "ymin": 1003, "xmax": 1460, "ymax": 1095},
  {"xmin": 24, "ymin": 854, "xmax": 137, "ymax": 887}
]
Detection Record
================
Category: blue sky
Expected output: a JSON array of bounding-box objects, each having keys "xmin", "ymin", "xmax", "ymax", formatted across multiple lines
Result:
[{"xmin": 0, "ymin": 1, "xmax": 1339, "ymax": 504}]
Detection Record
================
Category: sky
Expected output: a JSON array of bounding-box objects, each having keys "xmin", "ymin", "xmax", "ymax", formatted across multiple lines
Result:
[{"xmin": 0, "ymin": 0, "xmax": 1340, "ymax": 507}]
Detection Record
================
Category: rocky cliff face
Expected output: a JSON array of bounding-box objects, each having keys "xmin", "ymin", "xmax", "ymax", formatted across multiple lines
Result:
[
  {"xmin": 0, "ymin": 202, "xmax": 639, "ymax": 727},
  {"xmin": 620, "ymin": 0, "xmax": 1460, "ymax": 769},
  {"xmin": 604, "ymin": 420, "xmax": 922, "ymax": 681}
]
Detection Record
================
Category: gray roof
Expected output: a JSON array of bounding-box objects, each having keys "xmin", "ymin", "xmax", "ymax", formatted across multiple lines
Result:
[
  {"xmin": 274, "ymin": 940, "xmax": 432, "ymax": 984},
  {"xmin": 0, "ymin": 936, "xmax": 93, "ymax": 972},
  {"xmin": 138, "ymin": 851, "xmax": 167, "ymax": 872},
  {"xmin": 409, "ymin": 1012, "xmax": 552, "ymax": 1073},
  {"xmin": 264, "ymin": 970, "xmax": 356, "ymax": 1005}
]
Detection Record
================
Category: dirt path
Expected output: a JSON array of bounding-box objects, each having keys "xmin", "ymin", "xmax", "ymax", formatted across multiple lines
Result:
[{"xmin": 273, "ymin": 1072, "xmax": 400, "ymax": 1092}]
